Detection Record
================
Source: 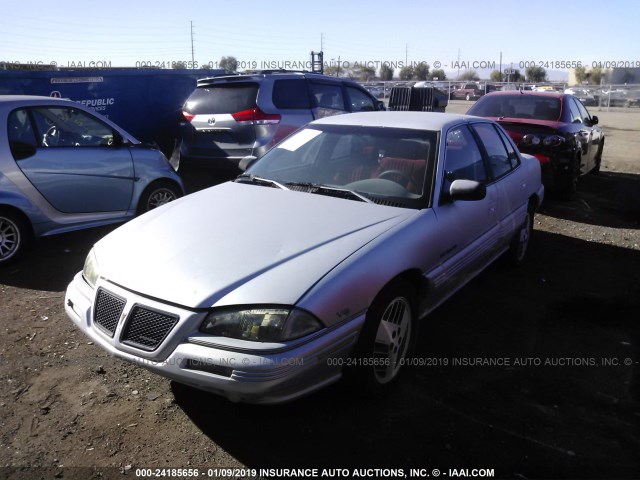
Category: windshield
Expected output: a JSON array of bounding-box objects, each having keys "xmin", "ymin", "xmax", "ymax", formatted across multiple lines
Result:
[
  {"xmin": 469, "ymin": 95, "xmax": 562, "ymax": 121},
  {"xmin": 243, "ymin": 124, "xmax": 437, "ymax": 208}
]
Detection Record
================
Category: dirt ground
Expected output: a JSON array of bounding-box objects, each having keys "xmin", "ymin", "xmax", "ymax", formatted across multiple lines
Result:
[{"xmin": 1, "ymin": 104, "xmax": 639, "ymax": 480}]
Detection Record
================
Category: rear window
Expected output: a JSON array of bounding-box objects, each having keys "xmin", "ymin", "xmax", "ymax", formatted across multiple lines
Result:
[
  {"xmin": 272, "ymin": 79, "xmax": 311, "ymax": 109},
  {"xmin": 184, "ymin": 83, "xmax": 258, "ymax": 114},
  {"xmin": 469, "ymin": 95, "xmax": 561, "ymax": 121}
]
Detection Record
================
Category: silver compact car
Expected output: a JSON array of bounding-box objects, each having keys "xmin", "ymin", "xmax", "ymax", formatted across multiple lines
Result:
[
  {"xmin": 0, "ymin": 95, "xmax": 184, "ymax": 264},
  {"xmin": 65, "ymin": 112, "xmax": 544, "ymax": 404}
]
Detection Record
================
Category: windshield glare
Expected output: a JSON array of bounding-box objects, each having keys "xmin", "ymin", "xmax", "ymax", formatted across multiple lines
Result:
[{"xmin": 246, "ymin": 125, "xmax": 436, "ymax": 203}]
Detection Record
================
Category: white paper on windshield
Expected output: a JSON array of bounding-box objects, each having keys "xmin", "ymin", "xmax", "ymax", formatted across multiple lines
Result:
[{"xmin": 278, "ymin": 128, "xmax": 322, "ymax": 151}]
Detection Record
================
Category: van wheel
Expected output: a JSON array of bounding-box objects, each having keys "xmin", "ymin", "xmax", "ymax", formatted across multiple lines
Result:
[
  {"xmin": 137, "ymin": 181, "xmax": 181, "ymax": 215},
  {"xmin": 0, "ymin": 209, "xmax": 30, "ymax": 265},
  {"xmin": 346, "ymin": 279, "xmax": 416, "ymax": 394}
]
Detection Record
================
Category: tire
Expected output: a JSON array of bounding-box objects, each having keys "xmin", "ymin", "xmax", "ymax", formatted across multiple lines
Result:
[
  {"xmin": 506, "ymin": 204, "xmax": 534, "ymax": 266},
  {"xmin": 346, "ymin": 279, "xmax": 416, "ymax": 394},
  {"xmin": 465, "ymin": 93, "xmax": 471, "ymax": 101},
  {"xmin": 137, "ymin": 181, "xmax": 182, "ymax": 215},
  {"xmin": 560, "ymin": 156, "xmax": 580, "ymax": 200},
  {"xmin": 0, "ymin": 209, "xmax": 30, "ymax": 266},
  {"xmin": 591, "ymin": 139, "xmax": 604, "ymax": 175}
]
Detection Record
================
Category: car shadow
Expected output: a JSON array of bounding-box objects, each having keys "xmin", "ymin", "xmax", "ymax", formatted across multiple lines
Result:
[
  {"xmin": 541, "ymin": 171, "xmax": 640, "ymax": 229},
  {"xmin": 0, "ymin": 224, "xmax": 117, "ymax": 292},
  {"xmin": 171, "ymin": 230, "xmax": 640, "ymax": 478}
]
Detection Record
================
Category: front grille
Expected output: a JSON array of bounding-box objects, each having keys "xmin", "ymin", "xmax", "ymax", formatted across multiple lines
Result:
[
  {"xmin": 94, "ymin": 288, "xmax": 126, "ymax": 337},
  {"xmin": 120, "ymin": 305, "xmax": 178, "ymax": 351}
]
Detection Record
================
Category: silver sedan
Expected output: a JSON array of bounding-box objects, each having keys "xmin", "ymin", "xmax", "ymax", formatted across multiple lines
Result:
[{"xmin": 65, "ymin": 111, "xmax": 544, "ymax": 404}]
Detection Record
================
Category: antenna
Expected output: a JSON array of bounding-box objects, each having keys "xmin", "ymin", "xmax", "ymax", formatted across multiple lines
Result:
[{"xmin": 190, "ymin": 21, "xmax": 195, "ymax": 68}]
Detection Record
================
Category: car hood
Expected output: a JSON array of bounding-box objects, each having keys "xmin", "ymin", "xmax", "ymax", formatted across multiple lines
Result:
[{"xmin": 94, "ymin": 182, "xmax": 415, "ymax": 309}]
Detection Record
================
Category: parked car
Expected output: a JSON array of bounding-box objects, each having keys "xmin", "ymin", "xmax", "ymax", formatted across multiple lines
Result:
[
  {"xmin": 467, "ymin": 91, "xmax": 604, "ymax": 196},
  {"xmin": 450, "ymin": 82, "xmax": 485, "ymax": 101},
  {"xmin": 0, "ymin": 95, "xmax": 184, "ymax": 265},
  {"xmin": 173, "ymin": 71, "xmax": 385, "ymax": 172},
  {"xmin": 66, "ymin": 111, "xmax": 543, "ymax": 404}
]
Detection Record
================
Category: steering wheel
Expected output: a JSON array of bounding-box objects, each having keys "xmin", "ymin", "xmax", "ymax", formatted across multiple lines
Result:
[
  {"xmin": 42, "ymin": 126, "xmax": 60, "ymax": 147},
  {"xmin": 376, "ymin": 169, "xmax": 417, "ymax": 192}
]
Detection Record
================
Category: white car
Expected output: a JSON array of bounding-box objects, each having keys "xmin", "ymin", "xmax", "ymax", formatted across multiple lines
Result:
[{"xmin": 65, "ymin": 112, "xmax": 544, "ymax": 404}]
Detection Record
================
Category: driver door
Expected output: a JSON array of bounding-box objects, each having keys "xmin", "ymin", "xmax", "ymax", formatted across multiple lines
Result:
[{"xmin": 9, "ymin": 106, "xmax": 135, "ymax": 213}]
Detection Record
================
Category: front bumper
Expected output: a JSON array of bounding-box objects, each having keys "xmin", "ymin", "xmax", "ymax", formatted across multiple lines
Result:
[{"xmin": 65, "ymin": 273, "xmax": 364, "ymax": 404}]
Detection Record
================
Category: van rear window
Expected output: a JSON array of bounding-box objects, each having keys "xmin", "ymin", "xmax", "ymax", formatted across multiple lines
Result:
[
  {"xmin": 185, "ymin": 84, "xmax": 258, "ymax": 114},
  {"xmin": 272, "ymin": 79, "xmax": 311, "ymax": 109}
]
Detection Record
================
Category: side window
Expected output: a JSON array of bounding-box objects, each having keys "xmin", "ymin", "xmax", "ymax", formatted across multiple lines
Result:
[
  {"xmin": 472, "ymin": 123, "xmax": 513, "ymax": 179},
  {"xmin": 574, "ymin": 98, "xmax": 591, "ymax": 123},
  {"xmin": 272, "ymin": 79, "xmax": 311, "ymax": 109},
  {"xmin": 495, "ymin": 126, "xmax": 520, "ymax": 169},
  {"xmin": 345, "ymin": 86, "xmax": 376, "ymax": 112},
  {"xmin": 30, "ymin": 107, "xmax": 115, "ymax": 148},
  {"xmin": 568, "ymin": 98, "xmax": 582, "ymax": 123},
  {"xmin": 7, "ymin": 108, "xmax": 37, "ymax": 147},
  {"xmin": 443, "ymin": 125, "xmax": 487, "ymax": 194},
  {"xmin": 310, "ymin": 83, "xmax": 345, "ymax": 112}
]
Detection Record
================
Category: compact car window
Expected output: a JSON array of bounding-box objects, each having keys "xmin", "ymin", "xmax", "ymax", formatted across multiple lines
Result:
[
  {"xmin": 495, "ymin": 126, "xmax": 520, "ymax": 169},
  {"xmin": 272, "ymin": 79, "xmax": 311, "ymax": 109},
  {"xmin": 470, "ymin": 95, "xmax": 561, "ymax": 121},
  {"xmin": 7, "ymin": 108, "xmax": 37, "ymax": 147},
  {"xmin": 184, "ymin": 84, "xmax": 259, "ymax": 114},
  {"xmin": 443, "ymin": 125, "xmax": 487, "ymax": 194},
  {"xmin": 472, "ymin": 123, "xmax": 513, "ymax": 179},
  {"xmin": 30, "ymin": 107, "xmax": 115, "ymax": 148},
  {"xmin": 574, "ymin": 98, "xmax": 591, "ymax": 122},
  {"xmin": 346, "ymin": 86, "xmax": 376, "ymax": 112}
]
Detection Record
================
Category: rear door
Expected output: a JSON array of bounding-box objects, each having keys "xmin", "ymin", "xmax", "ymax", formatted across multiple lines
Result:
[
  {"xmin": 309, "ymin": 81, "xmax": 347, "ymax": 119},
  {"xmin": 184, "ymin": 82, "xmax": 259, "ymax": 159},
  {"xmin": 9, "ymin": 106, "xmax": 135, "ymax": 213}
]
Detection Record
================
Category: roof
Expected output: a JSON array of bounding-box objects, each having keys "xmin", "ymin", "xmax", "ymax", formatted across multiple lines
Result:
[
  {"xmin": 0, "ymin": 95, "xmax": 74, "ymax": 105},
  {"xmin": 483, "ymin": 90, "xmax": 564, "ymax": 99},
  {"xmin": 310, "ymin": 111, "xmax": 488, "ymax": 131}
]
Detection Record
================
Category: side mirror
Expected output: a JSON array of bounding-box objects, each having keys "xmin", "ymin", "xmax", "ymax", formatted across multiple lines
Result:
[
  {"xmin": 376, "ymin": 100, "xmax": 386, "ymax": 111},
  {"xmin": 591, "ymin": 115, "xmax": 599, "ymax": 125},
  {"xmin": 239, "ymin": 155, "xmax": 257, "ymax": 172},
  {"xmin": 10, "ymin": 141, "xmax": 36, "ymax": 160},
  {"xmin": 449, "ymin": 179, "xmax": 486, "ymax": 201},
  {"xmin": 111, "ymin": 130, "xmax": 124, "ymax": 147}
]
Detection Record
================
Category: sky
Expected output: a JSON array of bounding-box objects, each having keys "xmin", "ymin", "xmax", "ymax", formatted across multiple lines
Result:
[{"xmin": 1, "ymin": 0, "xmax": 637, "ymax": 80}]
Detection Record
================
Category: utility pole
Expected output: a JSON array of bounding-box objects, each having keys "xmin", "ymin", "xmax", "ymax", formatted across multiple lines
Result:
[
  {"xmin": 457, "ymin": 48, "xmax": 461, "ymax": 79},
  {"xmin": 499, "ymin": 51, "xmax": 502, "ymax": 81},
  {"xmin": 405, "ymin": 44, "xmax": 408, "ymax": 66},
  {"xmin": 190, "ymin": 21, "xmax": 195, "ymax": 68}
]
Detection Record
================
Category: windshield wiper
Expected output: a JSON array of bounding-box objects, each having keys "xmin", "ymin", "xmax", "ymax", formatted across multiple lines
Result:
[
  {"xmin": 235, "ymin": 174, "xmax": 289, "ymax": 190},
  {"xmin": 285, "ymin": 181, "xmax": 372, "ymax": 203}
]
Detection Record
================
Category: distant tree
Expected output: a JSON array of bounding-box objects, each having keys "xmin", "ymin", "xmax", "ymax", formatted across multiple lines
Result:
[
  {"xmin": 490, "ymin": 70, "xmax": 503, "ymax": 82},
  {"xmin": 574, "ymin": 66, "xmax": 587, "ymax": 84},
  {"xmin": 219, "ymin": 56, "xmax": 238, "ymax": 73},
  {"xmin": 588, "ymin": 67, "xmax": 604, "ymax": 85},
  {"xmin": 459, "ymin": 70, "xmax": 480, "ymax": 81},
  {"xmin": 414, "ymin": 62, "xmax": 430, "ymax": 81},
  {"xmin": 172, "ymin": 61, "xmax": 187, "ymax": 69},
  {"xmin": 354, "ymin": 65, "xmax": 377, "ymax": 82},
  {"xmin": 510, "ymin": 69, "xmax": 523, "ymax": 82},
  {"xmin": 399, "ymin": 65, "xmax": 415, "ymax": 80},
  {"xmin": 324, "ymin": 65, "xmax": 343, "ymax": 77},
  {"xmin": 431, "ymin": 68, "xmax": 446, "ymax": 80},
  {"xmin": 525, "ymin": 65, "xmax": 547, "ymax": 82},
  {"xmin": 379, "ymin": 64, "xmax": 394, "ymax": 81}
]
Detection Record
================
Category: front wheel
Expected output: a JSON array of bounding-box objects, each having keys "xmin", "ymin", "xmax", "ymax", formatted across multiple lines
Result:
[
  {"xmin": 137, "ymin": 181, "xmax": 182, "ymax": 215},
  {"xmin": 506, "ymin": 205, "xmax": 534, "ymax": 266},
  {"xmin": 0, "ymin": 209, "xmax": 30, "ymax": 265},
  {"xmin": 346, "ymin": 280, "xmax": 416, "ymax": 393}
]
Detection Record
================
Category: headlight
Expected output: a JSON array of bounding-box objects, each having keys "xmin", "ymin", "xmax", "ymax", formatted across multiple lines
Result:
[
  {"xmin": 82, "ymin": 248, "xmax": 100, "ymax": 288},
  {"xmin": 542, "ymin": 135, "xmax": 565, "ymax": 147},
  {"xmin": 521, "ymin": 134, "xmax": 541, "ymax": 146},
  {"xmin": 200, "ymin": 307, "xmax": 323, "ymax": 342}
]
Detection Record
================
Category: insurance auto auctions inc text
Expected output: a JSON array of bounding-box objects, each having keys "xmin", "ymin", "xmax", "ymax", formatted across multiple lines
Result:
[{"xmin": 255, "ymin": 468, "xmax": 495, "ymax": 478}]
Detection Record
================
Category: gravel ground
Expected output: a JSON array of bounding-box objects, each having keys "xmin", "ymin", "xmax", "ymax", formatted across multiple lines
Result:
[{"xmin": 0, "ymin": 104, "xmax": 639, "ymax": 480}]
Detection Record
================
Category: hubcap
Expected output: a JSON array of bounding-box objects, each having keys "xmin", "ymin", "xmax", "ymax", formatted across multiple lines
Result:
[
  {"xmin": 147, "ymin": 188, "xmax": 177, "ymax": 210},
  {"xmin": 0, "ymin": 217, "xmax": 20, "ymax": 261},
  {"xmin": 373, "ymin": 297, "xmax": 412, "ymax": 384}
]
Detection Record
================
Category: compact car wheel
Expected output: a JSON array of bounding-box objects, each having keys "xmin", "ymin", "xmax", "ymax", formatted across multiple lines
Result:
[
  {"xmin": 347, "ymin": 280, "xmax": 416, "ymax": 392},
  {"xmin": 591, "ymin": 140, "xmax": 604, "ymax": 175},
  {"xmin": 137, "ymin": 181, "xmax": 181, "ymax": 215},
  {"xmin": 0, "ymin": 209, "xmax": 29, "ymax": 265}
]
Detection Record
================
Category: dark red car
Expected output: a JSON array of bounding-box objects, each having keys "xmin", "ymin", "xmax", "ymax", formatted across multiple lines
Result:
[{"xmin": 467, "ymin": 91, "xmax": 604, "ymax": 196}]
